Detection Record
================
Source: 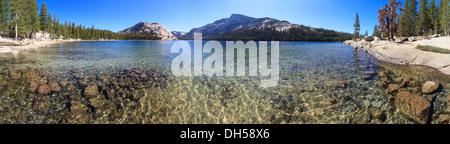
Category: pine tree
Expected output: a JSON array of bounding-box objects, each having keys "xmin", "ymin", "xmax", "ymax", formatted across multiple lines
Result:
[
  {"xmin": 91, "ymin": 25, "xmax": 95, "ymax": 40},
  {"xmin": 71, "ymin": 22, "xmax": 75, "ymax": 38},
  {"xmin": 440, "ymin": 0, "xmax": 450, "ymax": 36},
  {"xmin": 9, "ymin": 0, "xmax": 27, "ymax": 40},
  {"xmin": 417, "ymin": 0, "xmax": 431, "ymax": 36},
  {"xmin": 63, "ymin": 20, "xmax": 68, "ymax": 38},
  {"xmin": 378, "ymin": 0, "xmax": 401, "ymax": 40},
  {"xmin": 353, "ymin": 13, "xmax": 360, "ymax": 40},
  {"xmin": 68, "ymin": 21, "xmax": 72, "ymax": 38},
  {"xmin": 0, "ymin": 0, "xmax": 8, "ymax": 36},
  {"xmin": 25, "ymin": 0, "xmax": 40, "ymax": 39},
  {"xmin": 398, "ymin": 0, "xmax": 418, "ymax": 37},
  {"xmin": 398, "ymin": 1, "xmax": 407, "ymax": 37},
  {"xmin": 364, "ymin": 30, "xmax": 368, "ymax": 37},
  {"xmin": 52, "ymin": 13, "xmax": 57, "ymax": 39},
  {"xmin": 76, "ymin": 24, "xmax": 81, "ymax": 39},
  {"xmin": 47, "ymin": 13, "xmax": 52, "ymax": 38},
  {"xmin": 56, "ymin": 18, "xmax": 61, "ymax": 39},
  {"xmin": 372, "ymin": 24, "xmax": 380, "ymax": 37},
  {"xmin": 39, "ymin": 2, "xmax": 49, "ymax": 35},
  {"xmin": 408, "ymin": 0, "xmax": 418, "ymax": 36},
  {"xmin": 398, "ymin": 0, "xmax": 408, "ymax": 37},
  {"xmin": 429, "ymin": 0, "xmax": 439, "ymax": 34}
]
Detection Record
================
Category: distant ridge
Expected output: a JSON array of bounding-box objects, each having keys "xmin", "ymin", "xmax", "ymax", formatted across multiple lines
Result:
[
  {"xmin": 171, "ymin": 31, "xmax": 187, "ymax": 39},
  {"xmin": 180, "ymin": 14, "xmax": 351, "ymax": 41}
]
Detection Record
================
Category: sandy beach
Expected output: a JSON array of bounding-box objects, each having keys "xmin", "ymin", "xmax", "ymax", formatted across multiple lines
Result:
[
  {"xmin": 0, "ymin": 38, "xmax": 68, "ymax": 54},
  {"xmin": 344, "ymin": 37, "xmax": 450, "ymax": 75},
  {"xmin": 0, "ymin": 38, "xmax": 120, "ymax": 55}
]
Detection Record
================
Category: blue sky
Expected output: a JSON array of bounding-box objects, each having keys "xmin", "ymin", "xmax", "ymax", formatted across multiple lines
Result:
[{"xmin": 35, "ymin": 0, "xmax": 431, "ymax": 34}]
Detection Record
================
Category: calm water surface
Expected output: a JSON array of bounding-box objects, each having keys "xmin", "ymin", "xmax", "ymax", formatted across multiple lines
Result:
[{"xmin": 0, "ymin": 40, "xmax": 448, "ymax": 124}]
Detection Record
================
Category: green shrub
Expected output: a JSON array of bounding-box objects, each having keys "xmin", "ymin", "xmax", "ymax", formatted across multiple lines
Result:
[{"xmin": 415, "ymin": 45, "xmax": 450, "ymax": 54}]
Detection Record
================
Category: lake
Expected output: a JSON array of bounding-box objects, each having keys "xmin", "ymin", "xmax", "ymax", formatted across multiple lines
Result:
[{"xmin": 0, "ymin": 40, "xmax": 448, "ymax": 124}]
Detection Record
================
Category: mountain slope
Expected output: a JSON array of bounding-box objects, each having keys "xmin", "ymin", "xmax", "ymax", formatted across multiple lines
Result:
[
  {"xmin": 171, "ymin": 31, "xmax": 186, "ymax": 38},
  {"xmin": 180, "ymin": 14, "xmax": 274, "ymax": 39},
  {"xmin": 207, "ymin": 25, "xmax": 352, "ymax": 42},
  {"xmin": 119, "ymin": 22, "xmax": 177, "ymax": 40},
  {"xmin": 180, "ymin": 14, "xmax": 351, "ymax": 41}
]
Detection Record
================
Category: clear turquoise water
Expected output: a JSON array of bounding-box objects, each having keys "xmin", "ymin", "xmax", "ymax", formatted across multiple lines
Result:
[{"xmin": 0, "ymin": 40, "xmax": 448, "ymax": 124}]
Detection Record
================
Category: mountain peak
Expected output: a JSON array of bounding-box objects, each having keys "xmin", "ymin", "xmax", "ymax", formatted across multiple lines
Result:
[
  {"xmin": 228, "ymin": 14, "xmax": 255, "ymax": 21},
  {"xmin": 180, "ymin": 14, "xmax": 292, "ymax": 39},
  {"xmin": 229, "ymin": 14, "xmax": 249, "ymax": 18},
  {"xmin": 119, "ymin": 22, "xmax": 177, "ymax": 40}
]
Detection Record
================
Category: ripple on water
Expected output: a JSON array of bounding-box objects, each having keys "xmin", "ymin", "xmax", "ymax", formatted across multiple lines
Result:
[{"xmin": 0, "ymin": 41, "xmax": 448, "ymax": 124}]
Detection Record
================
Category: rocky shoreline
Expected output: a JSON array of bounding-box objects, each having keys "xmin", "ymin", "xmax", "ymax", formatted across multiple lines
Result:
[
  {"xmin": 343, "ymin": 37, "xmax": 450, "ymax": 75},
  {"xmin": 374, "ymin": 67, "xmax": 449, "ymax": 124},
  {"xmin": 344, "ymin": 37, "xmax": 450, "ymax": 124}
]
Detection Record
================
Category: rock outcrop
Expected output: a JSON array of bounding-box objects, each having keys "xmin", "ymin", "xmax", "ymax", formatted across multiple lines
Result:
[
  {"xmin": 343, "ymin": 37, "xmax": 450, "ymax": 75},
  {"xmin": 119, "ymin": 22, "xmax": 177, "ymax": 40}
]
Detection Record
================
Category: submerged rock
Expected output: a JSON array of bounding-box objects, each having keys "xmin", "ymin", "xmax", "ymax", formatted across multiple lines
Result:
[
  {"xmin": 48, "ymin": 80, "xmax": 61, "ymax": 92},
  {"xmin": 0, "ymin": 77, "xmax": 7, "ymax": 87},
  {"xmin": 66, "ymin": 100, "xmax": 90, "ymax": 124},
  {"xmin": 37, "ymin": 84, "xmax": 51, "ymax": 95},
  {"xmin": 8, "ymin": 69, "xmax": 21, "ymax": 80},
  {"xmin": 400, "ymin": 77, "xmax": 412, "ymax": 87},
  {"xmin": 84, "ymin": 85, "xmax": 99, "ymax": 99},
  {"xmin": 89, "ymin": 98, "xmax": 105, "ymax": 109},
  {"xmin": 369, "ymin": 108, "xmax": 386, "ymax": 121},
  {"xmin": 66, "ymin": 84, "xmax": 77, "ymax": 91},
  {"xmin": 38, "ymin": 77, "xmax": 48, "ymax": 85},
  {"xmin": 387, "ymin": 84, "xmax": 401, "ymax": 93},
  {"xmin": 446, "ymin": 95, "xmax": 450, "ymax": 106},
  {"xmin": 27, "ymin": 81, "xmax": 38, "ymax": 93},
  {"xmin": 58, "ymin": 80, "xmax": 69, "ymax": 87},
  {"xmin": 421, "ymin": 81, "xmax": 440, "ymax": 94},
  {"xmin": 33, "ymin": 96, "xmax": 51, "ymax": 115},
  {"xmin": 395, "ymin": 91, "xmax": 431, "ymax": 124},
  {"xmin": 354, "ymin": 111, "xmax": 371, "ymax": 124},
  {"xmin": 362, "ymin": 74, "xmax": 373, "ymax": 80},
  {"xmin": 22, "ymin": 70, "xmax": 40, "ymax": 82},
  {"xmin": 438, "ymin": 114, "xmax": 450, "ymax": 124},
  {"xmin": 70, "ymin": 69, "xmax": 81, "ymax": 73}
]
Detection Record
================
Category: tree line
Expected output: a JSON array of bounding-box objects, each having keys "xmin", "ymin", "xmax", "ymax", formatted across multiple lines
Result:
[
  {"xmin": 206, "ymin": 25, "xmax": 352, "ymax": 42},
  {"xmin": 0, "ymin": 0, "xmax": 160, "ymax": 41},
  {"xmin": 354, "ymin": 0, "xmax": 449, "ymax": 40}
]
